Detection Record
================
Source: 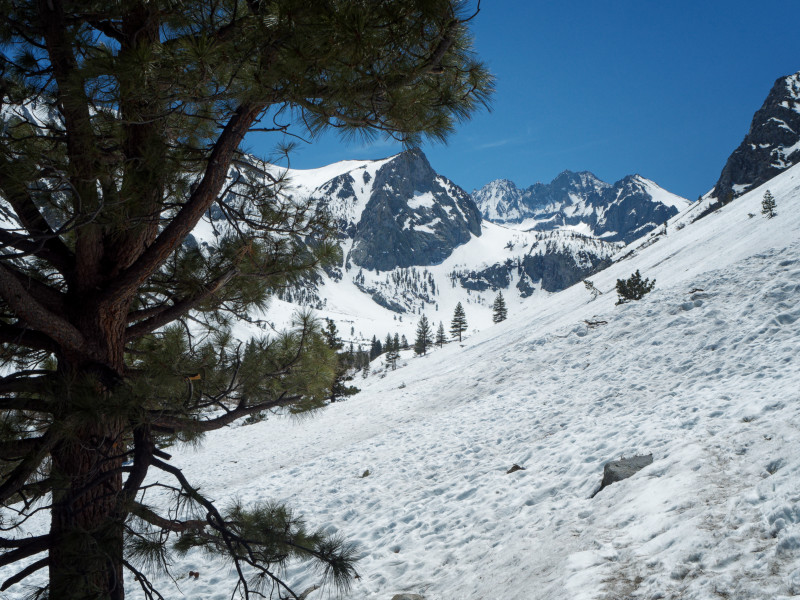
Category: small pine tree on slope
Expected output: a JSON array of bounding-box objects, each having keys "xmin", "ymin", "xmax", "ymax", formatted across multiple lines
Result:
[
  {"xmin": 616, "ymin": 270, "xmax": 656, "ymax": 304},
  {"xmin": 324, "ymin": 320, "xmax": 359, "ymax": 402},
  {"xmin": 492, "ymin": 292, "xmax": 508, "ymax": 323},
  {"xmin": 762, "ymin": 189, "xmax": 777, "ymax": 218},
  {"xmin": 450, "ymin": 302, "xmax": 468, "ymax": 341},
  {"xmin": 436, "ymin": 321, "xmax": 447, "ymax": 347},
  {"xmin": 415, "ymin": 315, "xmax": 433, "ymax": 355}
]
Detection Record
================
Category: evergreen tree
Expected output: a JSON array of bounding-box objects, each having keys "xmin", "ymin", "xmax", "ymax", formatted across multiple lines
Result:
[
  {"xmin": 450, "ymin": 302, "xmax": 468, "ymax": 341},
  {"xmin": 436, "ymin": 321, "xmax": 446, "ymax": 347},
  {"xmin": 323, "ymin": 319, "xmax": 345, "ymax": 351},
  {"xmin": 762, "ymin": 189, "xmax": 777, "ymax": 218},
  {"xmin": 324, "ymin": 320, "xmax": 358, "ymax": 402},
  {"xmin": 414, "ymin": 315, "xmax": 433, "ymax": 355},
  {"xmin": 394, "ymin": 333, "xmax": 401, "ymax": 353},
  {"xmin": 369, "ymin": 335, "xmax": 383, "ymax": 360},
  {"xmin": 615, "ymin": 270, "xmax": 656, "ymax": 304},
  {"xmin": 401, "ymin": 334, "xmax": 410, "ymax": 350},
  {"xmin": 0, "ymin": 2, "xmax": 493, "ymax": 598},
  {"xmin": 492, "ymin": 292, "xmax": 508, "ymax": 323}
]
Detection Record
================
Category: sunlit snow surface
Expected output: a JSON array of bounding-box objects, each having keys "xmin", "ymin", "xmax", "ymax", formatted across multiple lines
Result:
[
  {"xmin": 133, "ymin": 165, "xmax": 800, "ymax": 599},
  {"xmin": 3, "ymin": 164, "xmax": 800, "ymax": 599}
]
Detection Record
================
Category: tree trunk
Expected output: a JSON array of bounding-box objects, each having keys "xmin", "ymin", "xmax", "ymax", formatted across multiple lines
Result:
[
  {"xmin": 49, "ymin": 417, "xmax": 125, "ymax": 600},
  {"xmin": 49, "ymin": 304, "xmax": 129, "ymax": 599}
]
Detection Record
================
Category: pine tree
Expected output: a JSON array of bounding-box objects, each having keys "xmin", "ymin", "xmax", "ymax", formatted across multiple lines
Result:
[
  {"xmin": 324, "ymin": 320, "xmax": 359, "ymax": 402},
  {"xmin": 436, "ymin": 321, "xmax": 447, "ymax": 347},
  {"xmin": 492, "ymin": 292, "xmax": 508, "ymax": 323},
  {"xmin": 0, "ymin": 3, "xmax": 493, "ymax": 598},
  {"xmin": 761, "ymin": 189, "xmax": 777, "ymax": 218},
  {"xmin": 369, "ymin": 335, "xmax": 383, "ymax": 360},
  {"xmin": 450, "ymin": 302, "xmax": 468, "ymax": 341},
  {"xmin": 401, "ymin": 334, "xmax": 410, "ymax": 350},
  {"xmin": 414, "ymin": 315, "xmax": 433, "ymax": 355},
  {"xmin": 615, "ymin": 270, "xmax": 656, "ymax": 304}
]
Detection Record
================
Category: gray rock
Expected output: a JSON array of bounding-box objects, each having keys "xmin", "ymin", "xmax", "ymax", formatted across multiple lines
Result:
[
  {"xmin": 593, "ymin": 454, "xmax": 653, "ymax": 497},
  {"xmin": 391, "ymin": 595, "xmax": 425, "ymax": 600},
  {"xmin": 518, "ymin": 249, "xmax": 612, "ymax": 294},
  {"xmin": 712, "ymin": 71, "xmax": 800, "ymax": 203},
  {"xmin": 349, "ymin": 148, "xmax": 482, "ymax": 271}
]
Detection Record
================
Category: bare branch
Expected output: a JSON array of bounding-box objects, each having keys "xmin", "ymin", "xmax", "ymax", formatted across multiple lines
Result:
[
  {"xmin": 0, "ymin": 262, "xmax": 84, "ymax": 354},
  {"xmin": 130, "ymin": 503, "xmax": 206, "ymax": 534},
  {"xmin": 149, "ymin": 393, "xmax": 299, "ymax": 434},
  {"xmin": 0, "ymin": 535, "xmax": 50, "ymax": 569},
  {"xmin": 0, "ymin": 324, "xmax": 58, "ymax": 353},
  {"xmin": 0, "ymin": 429, "xmax": 58, "ymax": 504},
  {"xmin": 1, "ymin": 557, "xmax": 48, "ymax": 591}
]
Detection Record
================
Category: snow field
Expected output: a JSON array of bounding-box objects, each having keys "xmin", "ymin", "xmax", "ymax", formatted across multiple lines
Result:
[{"xmin": 137, "ymin": 164, "xmax": 800, "ymax": 599}]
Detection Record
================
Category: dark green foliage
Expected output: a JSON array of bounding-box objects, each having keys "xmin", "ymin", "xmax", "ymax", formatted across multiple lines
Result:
[
  {"xmin": 414, "ymin": 315, "xmax": 432, "ymax": 355},
  {"xmin": 615, "ymin": 270, "xmax": 656, "ymax": 304},
  {"xmin": 492, "ymin": 292, "xmax": 507, "ymax": 323},
  {"xmin": 324, "ymin": 320, "xmax": 359, "ymax": 402},
  {"xmin": 0, "ymin": 1, "xmax": 493, "ymax": 597},
  {"xmin": 384, "ymin": 334, "xmax": 400, "ymax": 370},
  {"xmin": 369, "ymin": 335, "xmax": 383, "ymax": 360},
  {"xmin": 450, "ymin": 302, "xmax": 468, "ymax": 341},
  {"xmin": 435, "ymin": 321, "xmax": 446, "ymax": 347},
  {"xmin": 761, "ymin": 189, "xmax": 777, "ymax": 218}
]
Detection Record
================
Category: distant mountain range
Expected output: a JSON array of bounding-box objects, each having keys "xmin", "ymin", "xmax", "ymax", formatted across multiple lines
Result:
[
  {"xmin": 195, "ymin": 69, "xmax": 800, "ymax": 345},
  {"xmin": 472, "ymin": 170, "xmax": 688, "ymax": 244}
]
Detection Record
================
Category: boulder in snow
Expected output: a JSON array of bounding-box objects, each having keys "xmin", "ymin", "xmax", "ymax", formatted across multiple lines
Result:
[{"xmin": 592, "ymin": 454, "xmax": 653, "ymax": 497}]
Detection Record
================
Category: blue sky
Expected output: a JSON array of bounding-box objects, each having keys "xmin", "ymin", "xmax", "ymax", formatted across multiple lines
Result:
[{"xmin": 245, "ymin": 1, "xmax": 800, "ymax": 200}]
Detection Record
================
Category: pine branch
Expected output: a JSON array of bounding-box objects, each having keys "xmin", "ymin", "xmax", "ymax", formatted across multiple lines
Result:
[
  {"xmin": 0, "ymin": 263, "xmax": 66, "ymax": 316},
  {"xmin": 0, "ymin": 373, "xmax": 53, "ymax": 395},
  {"xmin": 99, "ymin": 102, "xmax": 265, "ymax": 304},
  {"xmin": 0, "ymin": 325, "xmax": 58, "ymax": 353},
  {"xmin": 124, "ymin": 267, "xmax": 239, "ymax": 341},
  {"xmin": 0, "ymin": 557, "xmax": 48, "ymax": 591},
  {"xmin": 0, "ymin": 262, "xmax": 85, "ymax": 354},
  {"xmin": 130, "ymin": 503, "xmax": 206, "ymax": 534},
  {"xmin": 0, "ymin": 535, "xmax": 50, "ymax": 569},
  {"xmin": 0, "ymin": 161, "xmax": 75, "ymax": 275},
  {"xmin": 149, "ymin": 393, "xmax": 300, "ymax": 434},
  {"xmin": 0, "ymin": 429, "xmax": 58, "ymax": 504},
  {"xmin": 0, "ymin": 437, "xmax": 49, "ymax": 460}
]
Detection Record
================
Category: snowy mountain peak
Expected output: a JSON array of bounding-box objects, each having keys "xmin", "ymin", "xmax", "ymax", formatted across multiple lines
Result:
[
  {"xmin": 711, "ymin": 70, "xmax": 800, "ymax": 201},
  {"xmin": 472, "ymin": 170, "xmax": 689, "ymax": 243}
]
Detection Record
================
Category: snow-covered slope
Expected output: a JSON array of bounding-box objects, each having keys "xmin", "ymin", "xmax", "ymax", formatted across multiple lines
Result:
[{"xmin": 124, "ymin": 159, "xmax": 800, "ymax": 598}]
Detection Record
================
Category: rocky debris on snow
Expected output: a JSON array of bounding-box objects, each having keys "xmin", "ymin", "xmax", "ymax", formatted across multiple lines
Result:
[
  {"xmin": 506, "ymin": 463, "xmax": 526, "ymax": 474},
  {"xmin": 390, "ymin": 595, "xmax": 426, "ymax": 600},
  {"xmin": 592, "ymin": 454, "xmax": 654, "ymax": 497}
]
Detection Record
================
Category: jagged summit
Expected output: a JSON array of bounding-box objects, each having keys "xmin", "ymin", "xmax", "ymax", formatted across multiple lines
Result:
[
  {"xmin": 280, "ymin": 148, "xmax": 481, "ymax": 272},
  {"xmin": 712, "ymin": 70, "xmax": 800, "ymax": 201},
  {"xmin": 472, "ymin": 170, "xmax": 689, "ymax": 244}
]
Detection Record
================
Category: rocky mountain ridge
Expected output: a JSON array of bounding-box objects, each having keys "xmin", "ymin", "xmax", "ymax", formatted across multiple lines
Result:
[
  {"xmin": 472, "ymin": 170, "xmax": 689, "ymax": 244},
  {"xmin": 711, "ymin": 70, "xmax": 800, "ymax": 202}
]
